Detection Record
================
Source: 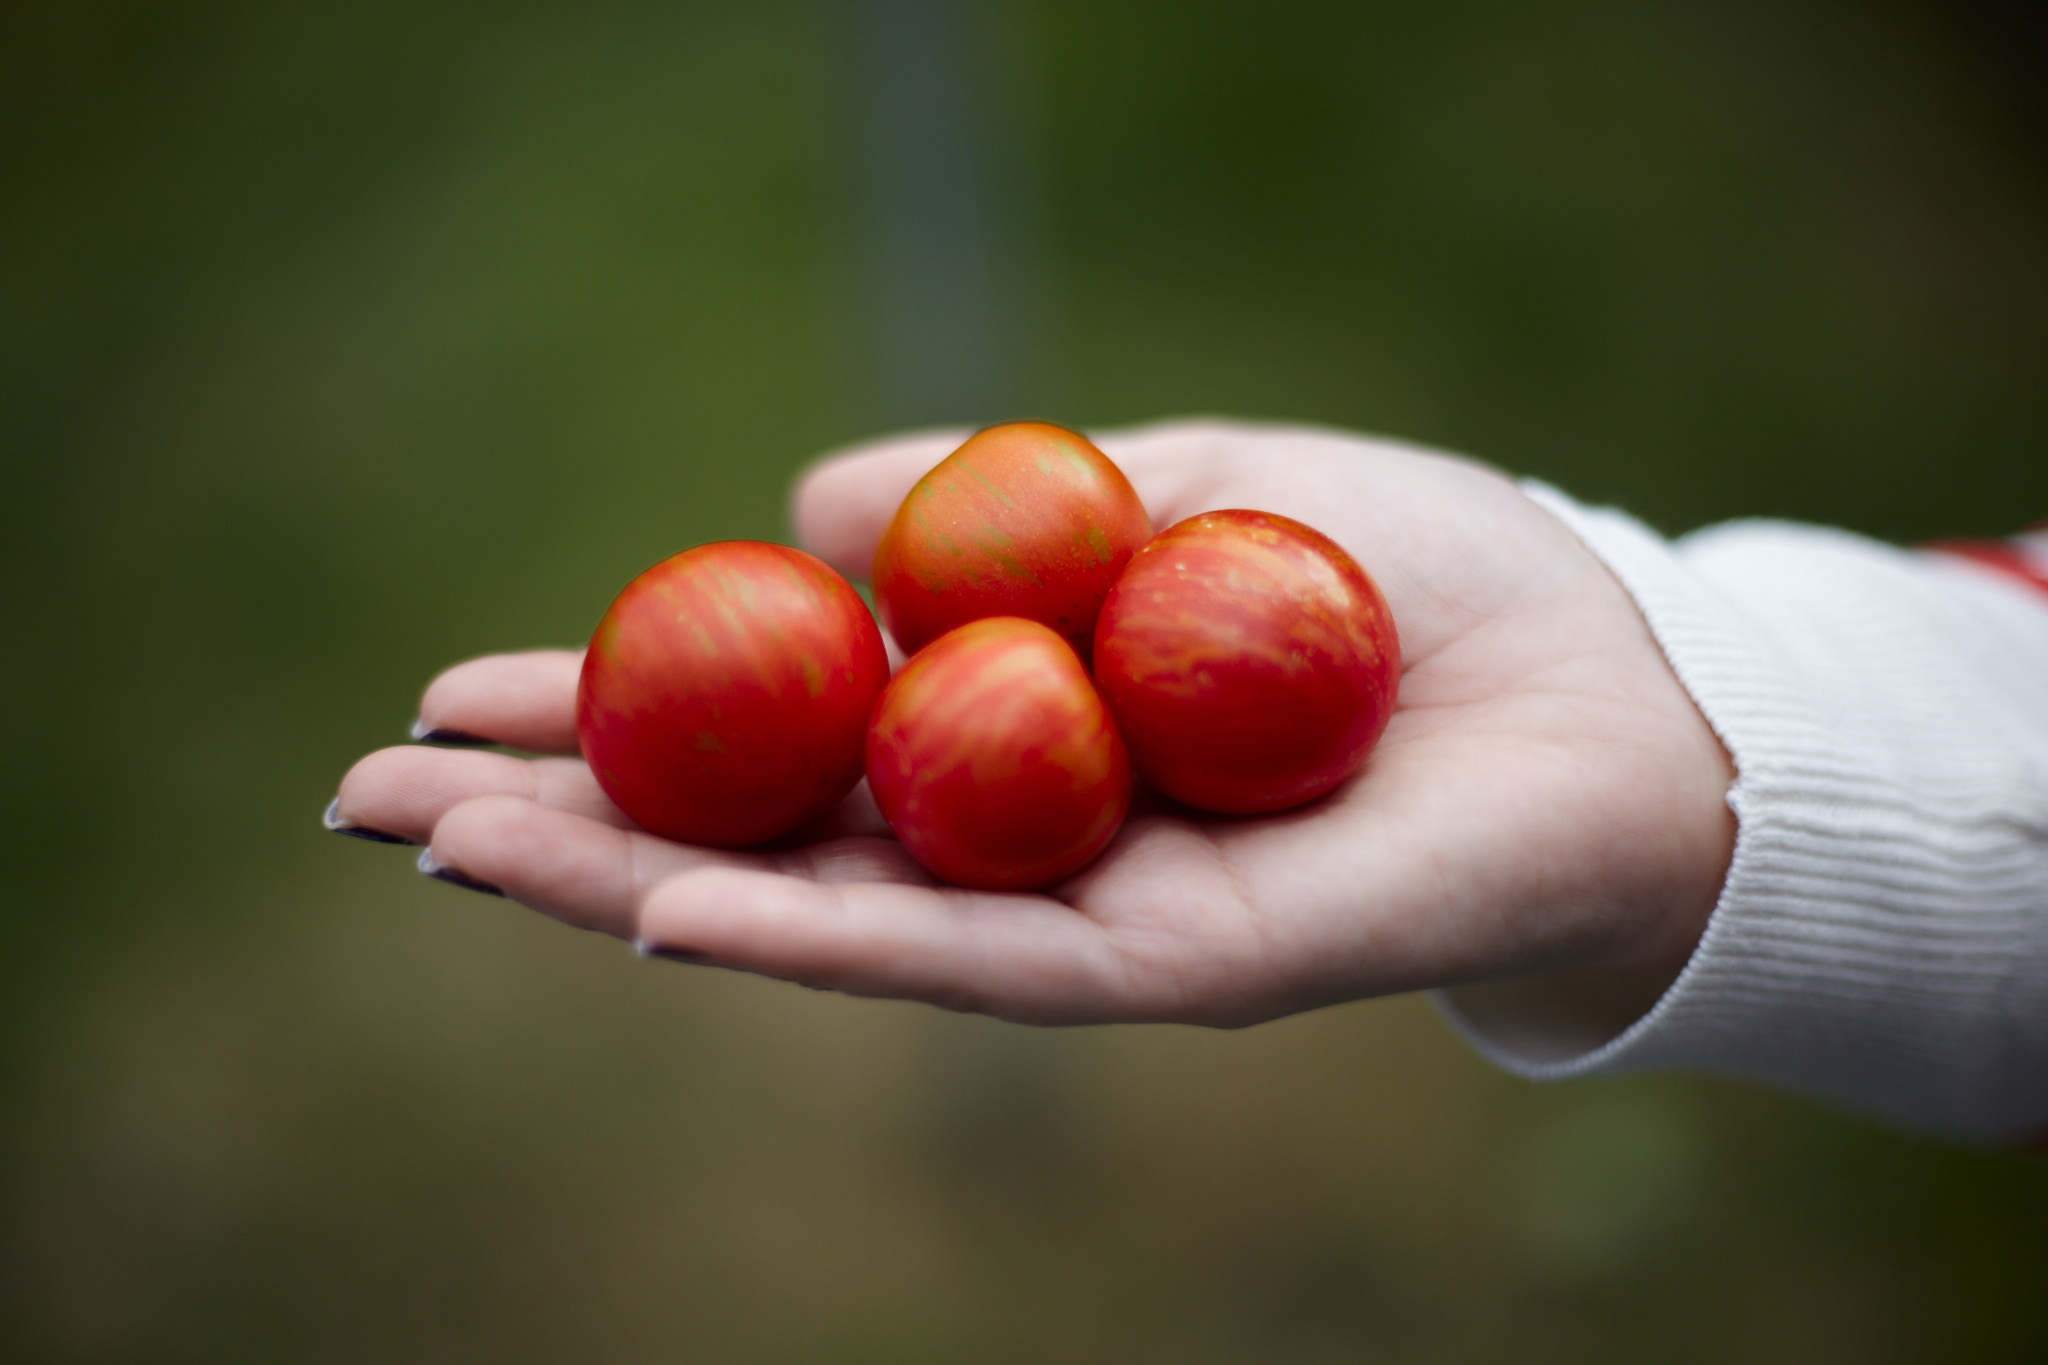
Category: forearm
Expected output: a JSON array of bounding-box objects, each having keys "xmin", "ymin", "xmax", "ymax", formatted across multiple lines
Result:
[{"xmin": 1441, "ymin": 489, "xmax": 2048, "ymax": 1144}]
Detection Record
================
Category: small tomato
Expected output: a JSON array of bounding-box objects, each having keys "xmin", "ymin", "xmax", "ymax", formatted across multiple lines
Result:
[
  {"xmin": 866, "ymin": 617, "xmax": 1132, "ymax": 891},
  {"xmin": 1091, "ymin": 509, "xmax": 1400, "ymax": 815},
  {"xmin": 577, "ymin": 541, "xmax": 889, "ymax": 847},
  {"xmin": 871, "ymin": 422, "xmax": 1152, "ymax": 657}
]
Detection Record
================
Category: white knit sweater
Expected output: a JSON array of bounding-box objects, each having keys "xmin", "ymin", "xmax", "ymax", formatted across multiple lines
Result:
[{"xmin": 1437, "ymin": 487, "xmax": 2048, "ymax": 1145}]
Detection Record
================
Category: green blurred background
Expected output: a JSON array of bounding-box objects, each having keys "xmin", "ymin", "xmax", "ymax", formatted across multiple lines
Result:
[{"xmin": 5, "ymin": 0, "xmax": 2046, "ymax": 1359}]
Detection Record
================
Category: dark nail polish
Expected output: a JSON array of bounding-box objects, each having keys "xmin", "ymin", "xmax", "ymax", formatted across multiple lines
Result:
[
  {"xmin": 636, "ymin": 941, "xmax": 711, "ymax": 964},
  {"xmin": 323, "ymin": 798, "xmax": 417, "ymax": 845},
  {"xmin": 409, "ymin": 719, "xmax": 495, "ymax": 746},
  {"xmin": 416, "ymin": 848, "xmax": 507, "ymax": 897},
  {"xmin": 334, "ymin": 824, "xmax": 418, "ymax": 846}
]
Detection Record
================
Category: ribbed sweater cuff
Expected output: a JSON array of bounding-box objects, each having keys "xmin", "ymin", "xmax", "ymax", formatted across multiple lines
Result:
[{"xmin": 1437, "ymin": 484, "xmax": 2048, "ymax": 1144}]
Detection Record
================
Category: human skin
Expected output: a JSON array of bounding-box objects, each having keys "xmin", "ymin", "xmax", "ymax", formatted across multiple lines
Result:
[{"xmin": 329, "ymin": 420, "xmax": 1736, "ymax": 1038}]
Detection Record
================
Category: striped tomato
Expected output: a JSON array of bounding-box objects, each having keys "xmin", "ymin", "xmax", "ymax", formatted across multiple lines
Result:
[
  {"xmin": 577, "ymin": 542, "xmax": 889, "ymax": 847},
  {"xmin": 871, "ymin": 423, "xmax": 1152, "ymax": 658},
  {"xmin": 866, "ymin": 617, "xmax": 1132, "ymax": 890},
  {"xmin": 1092, "ymin": 510, "xmax": 1400, "ymax": 815}
]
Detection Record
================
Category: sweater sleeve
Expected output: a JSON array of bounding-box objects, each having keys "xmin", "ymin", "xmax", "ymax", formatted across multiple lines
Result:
[{"xmin": 1434, "ymin": 486, "xmax": 2048, "ymax": 1145}]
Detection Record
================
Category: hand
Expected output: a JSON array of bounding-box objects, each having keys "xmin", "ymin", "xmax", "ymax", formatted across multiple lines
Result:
[{"xmin": 329, "ymin": 420, "xmax": 1735, "ymax": 1034}]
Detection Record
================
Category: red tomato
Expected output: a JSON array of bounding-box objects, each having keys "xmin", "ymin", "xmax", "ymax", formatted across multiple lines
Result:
[
  {"xmin": 1091, "ymin": 510, "xmax": 1400, "ymax": 815},
  {"xmin": 871, "ymin": 422, "xmax": 1152, "ymax": 657},
  {"xmin": 577, "ymin": 541, "xmax": 889, "ymax": 847},
  {"xmin": 866, "ymin": 617, "xmax": 1132, "ymax": 891}
]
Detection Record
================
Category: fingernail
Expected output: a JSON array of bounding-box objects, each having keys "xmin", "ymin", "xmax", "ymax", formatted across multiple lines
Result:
[
  {"xmin": 409, "ymin": 719, "xmax": 495, "ymax": 746},
  {"xmin": 635, "ymin": 940, "xmax": 711, "ymax": 964},
  {"xmin": 323, "ymin": 797, "xmax": 417, "ymax": 845},
  {"xmin": 416, "ymin": 848, "xmax": 507, "ymax": 897}
]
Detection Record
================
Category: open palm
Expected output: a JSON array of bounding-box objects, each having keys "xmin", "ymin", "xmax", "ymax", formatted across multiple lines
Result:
[{"xmin": 332, "ymin": 421, "xmax": 1733, "ymax": 1032}]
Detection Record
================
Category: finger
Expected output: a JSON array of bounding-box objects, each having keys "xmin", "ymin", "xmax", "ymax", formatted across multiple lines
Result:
[
  {"xmin": 331, "ymin": 745, "xmax": 628, "ymax": 845},
  {"xmin": 426, "ymin": 797, "xmax": 932, "ymax": 938},
  {"xmin": 424, "ymin": 795, "xmax": 752, "ymax": 936},
  {"xmin": 415, "ymin": 650, "xmax": 584, "ymax": 752},
  {"xmin": 789, "ymin": 428, "xmax": 969, "ymax": 579},
  {"xmin": 1088, "ymin": 417, "xmax": 1302, "ymax": 526},
  {"xmin": 635, "ymin": 868, "xmax": 1140, "ymax": 1024}
]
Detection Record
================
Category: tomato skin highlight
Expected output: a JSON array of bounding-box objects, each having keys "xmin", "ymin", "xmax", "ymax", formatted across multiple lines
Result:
[
  {"xmin": 576, "ymin": 541, "xmax": 889, "ymax": 848},
  {"xmin": 871, "ymin": 422, "xmax": 1153, "ymax": 657},
  {"xmin": 1091, "ymin": 510, "xmax": 1400, "ymax": 816},
  {"xmin": 866, "ymin": 617, "xmax": 1133, "ymax": 891}
]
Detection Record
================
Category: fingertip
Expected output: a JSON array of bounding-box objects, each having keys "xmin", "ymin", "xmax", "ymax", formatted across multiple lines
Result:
[
  {"xmin": 429, "ymin": 793, "xmax": 637, "ymax": 936},
  {"xmin": 432, "ymin": 795, "xmax": 770, "ymax": 941},
  {"xmin": 408, "ymin": 718, "xmax": 494, "ymax": 746},
  {"xmin": 415, "ymin": 844, "xmax": 509, "ymax": 898},
  {"xmin": 334, "ymin": 744, "xmax": 460, "ymax": 844},
  {"xmin": 417, "ymin": 796, "xmax": 539, "ymax": 901},
  {"xmin": 639, "ymin": 867, "xmax": 894, "ymax": 994},
  {"xmin": 638, "ymin": 865, "xmax": 829, "ymax": 950},
  {"xmin": 417, "ymin": 650, "xmax": 585, "ymax": 754},
  {"xmin": 423, "ymin": 793, "xmax": 541, "ymax": 886},
  {"xmin": 633, "ymin": 868, "xmax": 836, "ymax": 983},
  {"xmin": 428, "ymin": 789, "xmax": 536, "ymax": 841},
  {"xmin": 323, "ymin": 793, "xmax": 416, "ymax": 845}
]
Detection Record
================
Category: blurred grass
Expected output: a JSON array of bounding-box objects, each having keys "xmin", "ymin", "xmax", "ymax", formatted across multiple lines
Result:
[{"xmin": 3, "ymin": 0, "xmax": 2045, "ymax": 1360}]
